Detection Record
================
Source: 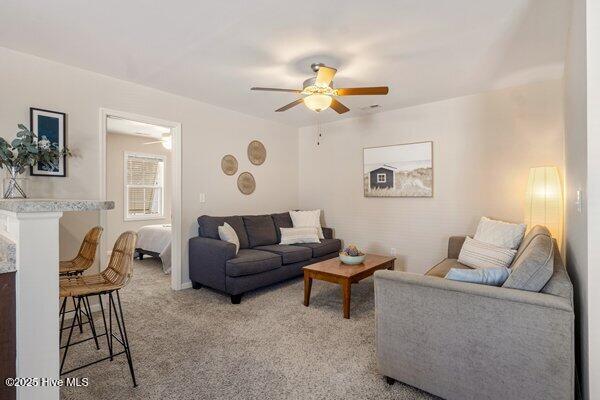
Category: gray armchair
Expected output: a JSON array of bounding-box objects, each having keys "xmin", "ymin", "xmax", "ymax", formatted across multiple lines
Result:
[{"xmin": 374, "ymin": 229, "xmax": 574, "ymax": 400}]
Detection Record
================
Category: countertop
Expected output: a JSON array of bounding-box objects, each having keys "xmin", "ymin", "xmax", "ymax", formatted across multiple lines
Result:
[
  {"xmin": 0, "ymin": 234, "xmax": 15, "ymax": 273},
  {"xmin": 0, "ymin": 199, "xmax": 115, "ymax": 213}
]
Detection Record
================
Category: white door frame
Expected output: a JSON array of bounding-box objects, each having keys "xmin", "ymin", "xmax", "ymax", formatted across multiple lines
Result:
[{"xmin": 99, "ymin": 108, "xmax": 183, "ymax": 290}]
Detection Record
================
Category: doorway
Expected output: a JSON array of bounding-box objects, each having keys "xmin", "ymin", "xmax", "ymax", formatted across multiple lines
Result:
[{"xmin": 99, "ymin": 109, "xmax": 182, "ymax": 290}]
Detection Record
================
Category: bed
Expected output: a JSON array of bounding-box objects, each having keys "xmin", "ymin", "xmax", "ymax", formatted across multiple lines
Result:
[{"xmin": 136, "ymin": 224, "xmax": 172, "ymax": 274}]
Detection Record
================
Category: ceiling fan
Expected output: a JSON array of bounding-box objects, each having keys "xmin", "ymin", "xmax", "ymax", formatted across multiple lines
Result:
[
  {"xmin": 143, "ymin": 133, "xmax": 172, "ymax": 150},
  {"xmin": 251, "ymin": 63, "xmax": 389, "ymax": 114}
]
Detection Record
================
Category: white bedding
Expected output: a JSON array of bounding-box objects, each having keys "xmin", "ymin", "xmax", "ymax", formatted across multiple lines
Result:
[{"xmin": 137, "ymin": 224, "xmax": 172, "ymax": 273}]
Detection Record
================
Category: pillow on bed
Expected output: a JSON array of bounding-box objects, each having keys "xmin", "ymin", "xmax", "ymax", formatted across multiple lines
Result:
[{"xmin": 218, "ymin": 222, "xmax": 240, "ymax": 254}]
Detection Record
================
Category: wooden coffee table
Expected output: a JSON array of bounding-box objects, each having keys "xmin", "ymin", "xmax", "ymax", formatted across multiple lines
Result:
[{"xmin": 302, "ymin": 254, "xmax": 395, "ymax": 319}]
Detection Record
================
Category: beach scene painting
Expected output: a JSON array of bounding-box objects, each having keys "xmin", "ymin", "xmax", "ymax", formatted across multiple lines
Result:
[{"xmin": 363, "ymin": 141, "xmax": 433, "ymax": 197}]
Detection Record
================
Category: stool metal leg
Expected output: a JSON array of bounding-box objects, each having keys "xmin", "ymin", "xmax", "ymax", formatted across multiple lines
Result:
[
  {"xmin": 83, "ymin": 296, "xmax": 100, "ymax": 350},
  {"xmin": 108, "ymin": 292, "xmax": 113, "ymax": 360},
  {"xmin": 59, "ymin": 297, "xmax": 67, "ymax": 345},
  {"xmin": 60, "ymin": 297, "xmax": 82, "ymax": 374},
  {"xmin": 98, "ymin": 294, "xmax": 113, "ymax": 360},
  {"xmin": 110, "ymin": 291, "xmax": 137, "ymax": 387},
  {"xmin": 71, "ymin": 297, "xmax": 83, "ymax": 333}
]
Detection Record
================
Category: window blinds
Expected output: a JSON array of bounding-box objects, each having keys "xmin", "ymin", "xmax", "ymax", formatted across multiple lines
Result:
[{"xmin": 125, "ymin": 154, "xmax": 164, "ymax": 218}]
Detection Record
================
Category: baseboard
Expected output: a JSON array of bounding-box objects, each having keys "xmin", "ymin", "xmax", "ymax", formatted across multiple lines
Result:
[{"xmin": 180, "ymin": 281, "xmax": 192, "ymax": 290}]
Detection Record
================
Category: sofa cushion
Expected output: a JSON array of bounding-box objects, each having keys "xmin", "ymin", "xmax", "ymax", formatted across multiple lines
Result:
[
  {"xmin": 293, "ymin": 239, "xmax": 341, "ymax": 258},
  {"xmin": 445, "ymin": 266, "xmax": 511, "ymax": 286},
  {"xmin": 425, "ymin": 258, "xmax": 472, "ymax": 278},
  {"xmin": 243, "ymin": 215, "xmax": 278, "ymax": 247},
  {"xmin": 541, "ymin": 242, "xmax": 573, "ymax": 300},
  {"xmin": 198, "ymin": 215, "xmax": 250, "ymax": 249},
  {"xmin": 271, "ymin": 212, "xmax": 294, "ymax": 242},
  {"xmin": 458, "ymin": 237, "xmax": 516, "ymax": 269},
  {"xmin": 254, "ymin": 244, "xmax": 312, "ymax": 265},
  {"xmin": 474, "ymin": 216, "xmax": 526, "ymax": 249},
  {"xmin": 502, "ymin": 229, "xmax": 554, "ymax": 292},
  {"xmin": 513, "ymin": 225, "xmax": 551, "ymax": 265},
  {"xmin": 225, "ymin": 249, "xmax": 281, "ymax": 277},
  {"xmin": 218, "ymin": 222, "xmax": 240, "ymax": 254}
]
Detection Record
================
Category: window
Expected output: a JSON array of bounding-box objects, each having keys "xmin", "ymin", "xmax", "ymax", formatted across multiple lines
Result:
[
  {"xmin": 377, "ymin": 173, "xmax": 387, "ymax": 183},
  {"xmin": 124, "ymin": 152, "xmax": 165, "ymax": 220}
]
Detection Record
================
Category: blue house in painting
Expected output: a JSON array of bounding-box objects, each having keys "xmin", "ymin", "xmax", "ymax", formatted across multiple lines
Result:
[{"xmin": 369, "ymin": 165, "xmax": 396, "ymax": 189}]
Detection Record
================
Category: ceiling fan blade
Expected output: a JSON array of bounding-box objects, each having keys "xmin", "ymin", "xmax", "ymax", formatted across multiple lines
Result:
[
  {"xmin": 330, "ymin": 99, "xmax": 350, "ymax": 114},
  {"xmin": 251, "ymin": 87, "xmax": 302, "ymax": 93},
  {"xmin": 336, "ymin": 87, "xmax": 389, "ymax": 96},
  {"xmin": 315, "ymin": 66, "xmax": 337, "ymax": 87},
  {"xmin": 275, "ymin": 98, "xmax": 304, "ymax": 112}
]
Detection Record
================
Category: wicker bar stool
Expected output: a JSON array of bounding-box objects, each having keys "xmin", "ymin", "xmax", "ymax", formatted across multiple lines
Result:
[
  {"xmin": 59, "ymin": 226, "xmax": 103, "ymax": 336},
  {"xmin": 59, "ymin": 231, "xmax": 138, "ymax": 387},
  {"xmin": 60, "ymin": 226, "xmax": 103, "ymax": 276}
]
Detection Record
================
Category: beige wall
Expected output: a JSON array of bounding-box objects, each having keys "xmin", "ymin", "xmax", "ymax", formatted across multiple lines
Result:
[
  {"xmin": 565, "ymin": 0, "xmax": 589, "ymax": 397},
  {"xmin": 0, "ymin": 46, "xmax": 299, "ymax": 284},
  {"xmin": 105, "ymin": 133, "xmax": 171, "ymax": 250},
  {"xmin": 299, "ymin": 80, "xmax": 565, "ymax": 274}
]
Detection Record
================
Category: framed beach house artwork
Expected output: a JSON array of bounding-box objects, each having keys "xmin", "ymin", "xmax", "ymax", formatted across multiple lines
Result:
[
  {"xmin": 30, "ymin": 107, "xmax": 67, "ymax": 177},
  {"xmin": 363, "ymin": 141, "xmax": 433, "ymax": 197}
]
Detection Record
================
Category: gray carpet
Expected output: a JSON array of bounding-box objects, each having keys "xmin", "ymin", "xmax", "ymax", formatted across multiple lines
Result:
[{"xmin": 60, "ymin": 258, "xmax": 437, "ymax": 400}]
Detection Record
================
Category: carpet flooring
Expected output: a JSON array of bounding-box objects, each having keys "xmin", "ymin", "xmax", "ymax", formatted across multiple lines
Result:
[{"xmin": 60, "ymin": 258, "xmax": 437, "ymax": 400}]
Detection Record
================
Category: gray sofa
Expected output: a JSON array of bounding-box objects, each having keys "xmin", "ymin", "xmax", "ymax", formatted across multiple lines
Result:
[
  {"xmin": 374, "ymin": 226, "xmax": 574, "ymax": 400},
  {"xmin": 189, "ymin": 212, "xmax": 341, "ymax": 303}
]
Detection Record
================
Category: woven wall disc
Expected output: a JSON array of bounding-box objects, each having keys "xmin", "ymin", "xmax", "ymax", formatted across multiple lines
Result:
[
  {"xmin": 237, "ymin": 172, "xmax": 256, "ymax": 195},
  {"xmin": 247, "ymin": 140, "xmax": 267, "ymax": 166},
  {"xmin": 221, "ymin": 154, "xmax": 238, "ymax": 175}
]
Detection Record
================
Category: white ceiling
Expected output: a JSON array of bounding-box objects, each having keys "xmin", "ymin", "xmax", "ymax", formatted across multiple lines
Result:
[
  {"xmin": 0, "ymin": 0, "xmax": 571, "ymax": 127},
  {"xmin": 106, "ymin": 117, "xmax": 170, "ymax": 139}
]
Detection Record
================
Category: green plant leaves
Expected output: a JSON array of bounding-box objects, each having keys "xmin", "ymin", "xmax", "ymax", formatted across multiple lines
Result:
[{"xmin": 0, "ymin": 124, "xmax": 71, "ymax": 172}]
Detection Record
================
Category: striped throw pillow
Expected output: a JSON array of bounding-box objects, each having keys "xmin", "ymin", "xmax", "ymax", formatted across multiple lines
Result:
[
  {"xmin": 458, "ymin": 237, "xmax": 517, "ymax": 269},
  {"xmin": 279, "ymin": 227, "xmax": 320, "ymax": 245}
]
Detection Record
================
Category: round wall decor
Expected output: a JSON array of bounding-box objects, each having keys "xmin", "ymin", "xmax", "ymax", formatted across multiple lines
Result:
[
  {"xmin": 247, "ymin": 140, "xmax": 267, "ymax": 165},
  {"xmin": 221, "ymin": 154, "xmax": 238, "ymax": 175},
  {"xmin": 237, "ymin": 172, "xmax": 256, "ymax": 195}
]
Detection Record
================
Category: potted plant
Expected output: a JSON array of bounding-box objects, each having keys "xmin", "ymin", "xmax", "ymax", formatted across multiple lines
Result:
[{"xmin": 0, "ymin": 124, "xmax": 71, "ymax": 198}]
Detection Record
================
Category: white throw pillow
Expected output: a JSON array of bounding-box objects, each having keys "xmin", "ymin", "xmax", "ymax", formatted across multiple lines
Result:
[
  {"xmin": 279, "ymin": 227, "xmax": 320, "ymax": 245},
  {"xmin": 474, "ymin": 217, "xmax": 526, "ymax": 250},
  {"xmin": 458, "ymin": 237, "xmax": 517, "ymax": 269},
  {"xmin": 289, "ymin": 210, "xmax": 324, "ymax": 239},
  {"xmin": 218, "ymin": 222, "xmax": 239, "ymax": 254}
]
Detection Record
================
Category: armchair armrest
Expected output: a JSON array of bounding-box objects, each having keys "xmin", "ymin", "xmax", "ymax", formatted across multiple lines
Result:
[
  {"xmin": 188, "ymin": 236, "xmax": 236, "ymax": 292},
  {"xmin": 322, "ymin": 227, "xmax": 334, "ymax": 239},
  {"xmin": 373, "ymin": 270, "xmax": 574, "ymax": 400},
  {"xmin": 375, "ymin": 270, "xmax": 572, "ymax": 311},
  {"xmin": 447, "ymin": 235, "xmax": 467, "ymax": 259}
]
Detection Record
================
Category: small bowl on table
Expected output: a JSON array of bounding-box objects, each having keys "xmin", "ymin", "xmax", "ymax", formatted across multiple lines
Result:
[{"xmin": 339, "ymin": 252, "xmax": 366, "ymax": 265}]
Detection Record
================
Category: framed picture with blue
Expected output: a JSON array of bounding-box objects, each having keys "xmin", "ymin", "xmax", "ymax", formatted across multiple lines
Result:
[{"xmin": 30, "ymin": 107, "xmax": 67, "ymax": 177}]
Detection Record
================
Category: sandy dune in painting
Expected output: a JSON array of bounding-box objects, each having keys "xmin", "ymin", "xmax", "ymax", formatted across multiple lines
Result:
[{"xmin": 364, "ymin": 167, "xmax": 432, "ymax": 197}]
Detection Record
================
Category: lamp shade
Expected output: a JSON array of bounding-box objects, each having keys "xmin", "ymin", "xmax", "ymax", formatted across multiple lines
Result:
[{"xmin": 524, "ymin": 166, "xmax": 563, "ymax": 245}]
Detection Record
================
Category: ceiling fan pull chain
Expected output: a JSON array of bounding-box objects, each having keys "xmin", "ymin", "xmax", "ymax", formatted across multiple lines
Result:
[{"xmin": 316, "ymin": 114, "xmax": 323, "ymax": 146}]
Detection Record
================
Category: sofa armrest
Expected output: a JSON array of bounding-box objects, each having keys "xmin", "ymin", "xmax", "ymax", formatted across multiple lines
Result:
[
  {"xmin": 447, "ymin": 235, "xmax": 467, "ymax": 259},
  {"xmin": 188, "ymin": 236, "xmax": 237, "ymax": 292},
  {"xmin": 374, "ymin": 270, "xmax": 574, "ymax": 400},
  {"xmin": 322, "ymin": 227, "xmax": 334, "ymax": 239}
]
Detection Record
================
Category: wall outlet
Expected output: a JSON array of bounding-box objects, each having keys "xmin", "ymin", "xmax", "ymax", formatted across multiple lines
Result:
[
  {"xmin": 199, "ymin": 193, "xmax": 206, "ymax": 203},
  {"xmin": 390, "ymin": 248, "xmax": 397, "ymax": 256}
]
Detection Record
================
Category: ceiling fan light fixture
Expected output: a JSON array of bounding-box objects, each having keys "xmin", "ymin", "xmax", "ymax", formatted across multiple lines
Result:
[
  {"xmin": 303, "ymin": 94, "xmax": 332, "ymax": 112},
  {"xmin": 162, "ymin": 136, "xmax": 172, "ymax": 150}
]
